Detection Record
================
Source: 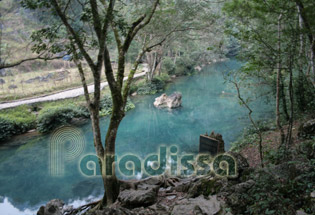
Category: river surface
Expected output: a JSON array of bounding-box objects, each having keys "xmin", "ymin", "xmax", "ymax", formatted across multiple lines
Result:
[{"xmin": 0, "ymin": 60, "xmax": 273, "ymax": 214}]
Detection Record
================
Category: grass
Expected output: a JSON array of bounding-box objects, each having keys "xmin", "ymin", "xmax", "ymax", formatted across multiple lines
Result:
[
  {"xmin": 0, "ymin": 87, "xmax": 103, "ymax": 141},
  {"xmin": 0, "ymin": 63, "xmax": 141, "ymax": 101},
  {"xmin": 0, "ymin": 105, "xmax": 36, "ymax": 123},
  {"xmin": 0, "ymin": 66, "xmax": 93, "ymax": 101},
  {"xmin": 0, "ymin": 105, "xmax": 37, "ymax": 141}
]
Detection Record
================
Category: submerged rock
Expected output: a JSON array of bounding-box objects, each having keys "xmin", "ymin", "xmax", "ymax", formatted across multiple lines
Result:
[{"xmin": 153, "ymin": 92, "xmax": 182, "ymax": 109}]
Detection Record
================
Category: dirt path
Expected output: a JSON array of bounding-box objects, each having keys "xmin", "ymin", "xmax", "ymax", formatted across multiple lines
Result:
[{"xmin": 0, "ymin": 72, "xmax": 146, "ymax": 110}]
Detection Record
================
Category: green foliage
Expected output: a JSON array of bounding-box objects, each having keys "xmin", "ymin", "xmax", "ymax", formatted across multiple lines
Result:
[
  {"xmin": 136, "ymin": 83, "xmax": 158, "ymax": 95},
  {"xmin": 162, "ymin": 57, "xmax": 176, "ymax": 75},
  {"xmin": 230, "ymin": 135, "xmax": 254, "ymax": 152},
  {"xmin": 151, "ymin": 76, "xmax": 167, "ymax": 91},
  {"xmin": 37, "ymin": 105, "xmax": 89, "ymax": 133},
  {"xmin": 0, "ymin": 117, "xmax": 16, "ymax": 142},
  {"xmin": 295, "ymin": 74, "xmax": 315, "ymax": 113},
  {"xmin": 175, "ymin": 56, "xmax": 196, "ymax": 76},
  {"xmin": 264, "ymin": 147, "xmax": 287, "ymax": 165},
  {"xmin": 132, "ymin": 74, "xmax": 170, "ymax": 95},
  {"xmin": 230, "ymin": 134, "xmax": 315, "ymax": 215},
  {"xmin": 223, "ymin": 0, "xmax": 315, "ymax": 120},
  {"xmin": 232, "ymin": 161, "xmax": 315, "ymax": 215},
  {"xmin": 230, "ymin": 120, "xmax": 274, "ymax": 152},
  {"xmin": 158, "ymin": 73, "xmax": 171, "ymax": 83},
  {"xmin": 100, "ymin": 95, "xmax": 113, "ymax": 111},
  {"xmin": 244, "ymin": 171, "xmax": 295, "ymax": 215},
  {"xmin": 230, "ymin": 130, "xmax": 259, "ymax": 152},
  {"xmin": 99, "ymin": 95, "xmax": 135, "ymax": 117},
  {"xmin": 297, "ymin": 140, "xmax": 315, "ymax": 160},
  {"xmin": 0, "ymin": 105, "xmax": 36, "ymax": 141}
]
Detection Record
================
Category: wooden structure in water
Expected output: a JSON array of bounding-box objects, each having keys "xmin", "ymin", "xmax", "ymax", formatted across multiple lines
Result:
[{"xmin": 199, "ymin": 132, "xmax": 225, "ymax": 156}]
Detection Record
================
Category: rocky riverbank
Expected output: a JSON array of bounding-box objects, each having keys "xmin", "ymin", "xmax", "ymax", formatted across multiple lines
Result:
[{"xmin": 37, "ymin": 144, "xmax": 315, "ymax": 215}]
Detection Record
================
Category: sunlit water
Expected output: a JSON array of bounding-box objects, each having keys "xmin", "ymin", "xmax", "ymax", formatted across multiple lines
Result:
[{"xmin": 0, "ymin": 60, "xmax": 273, "ymax": 214}]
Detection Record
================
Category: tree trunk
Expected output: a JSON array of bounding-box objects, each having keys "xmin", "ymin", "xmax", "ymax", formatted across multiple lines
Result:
[
  {"xmin": 276, "ymin": 14, "xmax": 285, "ymax": 145},
  {"xmin": 103, "ymin": 106, "xmax": 124, "ymax": 205},
  {"xmin": 146, "ymin": 48, "xmax": 163, "ymax": 81},
  {"xmin": 286, "ymin": 54, "xmax": 294, "ymax": 147},
  {"xmin": 295, "ymin": 0, "xmax": 315, "ymax": 82},
  {"xmin": 280, "ymin": 72, "xmax": 289, "ymax": 121},
  {"xmin": 297, "ymin": 6, "xmax": 307, "ymax": 112}
]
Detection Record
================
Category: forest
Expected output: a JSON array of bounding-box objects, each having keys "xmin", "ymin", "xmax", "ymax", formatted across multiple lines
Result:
[{"xmin": 0, "ymin": 0, "xmax": 314, "ymax": 215}]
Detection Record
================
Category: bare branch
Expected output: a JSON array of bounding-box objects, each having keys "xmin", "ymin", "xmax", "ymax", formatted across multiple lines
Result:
[
  {"xmin": 0, "ymin": 54, "xmax": 65, "ymax": 70},
  {"xmin": 231, "ymin": 79, "xmax": 264, "ymax": 168}
]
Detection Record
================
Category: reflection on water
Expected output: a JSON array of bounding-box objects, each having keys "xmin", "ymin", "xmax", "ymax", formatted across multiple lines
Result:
[
  {"xmin": 0, "ymin": 60, "xmax": 273, "ymax": 213},
  {"xmin": 0, "ymin": 195, "xmax": 102, "ymax": 215},
  {"xmin": 0, "ymin": 197, "xmax": 37, "ymax": 215}
]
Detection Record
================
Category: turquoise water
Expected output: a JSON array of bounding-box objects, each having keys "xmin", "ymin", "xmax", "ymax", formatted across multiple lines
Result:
[{"xmin": 0, "ymin": 60, "xmax": 273, "ymax": 214}]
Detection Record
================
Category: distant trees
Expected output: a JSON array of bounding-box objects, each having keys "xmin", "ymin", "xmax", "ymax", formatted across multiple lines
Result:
[{"xmin": 132, "ymin": 0, "xmax": 228, "ymax": 81}]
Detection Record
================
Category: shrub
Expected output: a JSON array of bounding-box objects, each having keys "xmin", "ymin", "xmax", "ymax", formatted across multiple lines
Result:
[
  {"xmin": 235, "ymin": 164, "xmax": 315, "ymax": 215},
  {"xmin": 136, "ymin": 82, "xmax": 158, "ymax": 95},
  {"xmin": 175, "ymin": 56, "xmax": 196, "ymax": 76},
  {"xmin": 129, "ymin": 79, "xmax": 147, "ymax": 95},
  {"xmin": 99, "ymin": 95, "xmax": 135, "ymax": 117},
  {"xmin": 129, "ymin": 83, "xmax": 139, "ymax": 94},
  {"xmin": 37, "ymin": 105, "xmax": 89, "ymax": 133},
  {"xmin": 162, "ymin": 57, "xmax": 176, "ymax": 75},
  {"xmin": 151, "ymin": 77, "xmax": 166, "ymax": 91},
  {"xmin": 158, "ymin": 73, "xmax": 171, "ymax": 82},
  {"xmin": 0, "ymin": 117, "xmax": 15, "ymax": 142},
  {"xmin": 0, "ymin": 105, "xmax": 36, "ymax": 142},
  {"xmin": 100, "ymin": 95, "xmax": 113, "ymax": 111},
  {"xmin": 134, "ymin": 74, "xmax": 170, "ymax": 96}
]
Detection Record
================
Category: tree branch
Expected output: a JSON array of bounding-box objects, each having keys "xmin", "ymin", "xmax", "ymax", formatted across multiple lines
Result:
[
  {"xmin": 231, "ymin": 79, "xmax": 264, "ymax": 168},
  {"xmin": 0, "ymin": 54, "xmax": 65, "ymax": 70},
  {"xmin": 51, "ymin": 0, "xmax": 96, "ymax": 71},
  {"xmin": 122, "ymin": 35, "xmax": 166, "ymax": 103},
  {"xmin": 89, "ymin": 0, "xmax": 102, "ymax": 40}
]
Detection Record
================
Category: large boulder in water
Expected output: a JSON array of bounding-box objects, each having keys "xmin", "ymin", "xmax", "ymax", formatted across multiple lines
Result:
[{"xmin": 153, "ymin": 92, "xmax": 182, "ymax": 109}]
